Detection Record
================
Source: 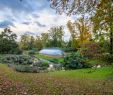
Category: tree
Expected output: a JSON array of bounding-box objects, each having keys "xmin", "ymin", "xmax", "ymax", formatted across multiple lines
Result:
[
  {"xmin": 67, "ymin": 18, "xmax": 91, "ymax": 48},
  {"xmin": 41, "ymin": 33, "xmax": 49, "ymax": 48},
  {"xmin": 49, "ymin": 26, "xmax": 64, "ymax": 47},
  {"xmin": 50, "ymin": 0, "xmax": 98, "ymax": 15},
  {"xmin": 92, "ymin": 0, "xmax": 113, "ymax": 54},
  {"xmin": 28, "ymin": 36, "xmax": 35, "ymax": 50},
  {"xmin": 19, "ymin": 34, "xmax": 30, "ymax": 50},
  {"xmin": 75, "ymin": 18, "xmax": 92, "ymax": 46},
  {"xmin": 0, "ymin": 28, "xmax": 20, "ymax": 54},
  {"xmin": 34, "ymin": 36, "xmax": 43, "ymax": 50},
  {"xmin": 67, "ymin": 20, "xmax": 78, "ymax": 48}
]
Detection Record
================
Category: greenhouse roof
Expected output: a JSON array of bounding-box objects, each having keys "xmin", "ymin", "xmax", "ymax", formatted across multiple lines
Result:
[{"xmin": 39, "ymin": 48, "xmax": 65, "ymax": 56}]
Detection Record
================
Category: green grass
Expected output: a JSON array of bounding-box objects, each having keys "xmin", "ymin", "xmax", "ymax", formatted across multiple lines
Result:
[
  {"xmin": 36, "ymin": 54, "xmax": 64, "ymax": 63},
  {"xmin": 87, "ymin": 59, "xmax": 107, "ymax": 66},
  {"xmin": 0, "ymin": 64, "xmax": 113, "ymax": 95},
  {"xmin": 0, "ymin": 64, "xmax": 113, "ymax": 80},
  {"xmin": 48, "ymin": 67, "xmax": 113, "ymax": 79}
]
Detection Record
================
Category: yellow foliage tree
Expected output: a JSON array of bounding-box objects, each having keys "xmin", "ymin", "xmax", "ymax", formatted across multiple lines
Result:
[
  {"xmin": 67, "ymin": 17, "xmax": 92, "ymax": 48},
  {"xmin": 75, "ymin": 18, "xmax": 92, "ymax": 46}
]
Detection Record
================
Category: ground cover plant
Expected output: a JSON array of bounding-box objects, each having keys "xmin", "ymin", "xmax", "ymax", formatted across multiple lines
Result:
[{"xmin": 1, "ymin": 54, "xmax": 49, "ymax": 73}]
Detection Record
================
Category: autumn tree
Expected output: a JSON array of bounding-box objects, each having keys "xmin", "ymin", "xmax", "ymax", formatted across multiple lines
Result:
[
  {"xmin": 92, "ymin": 0, "xmax": 113, "ymax": 54},
  {"xmin": 67, "ymin": 20, "xmax": 78, "ymax": 48},
  {"xmin": 50, "ymin": 0, "xmax": 98, "ymax": 15},
  {"xmin": 75, "ymin": 18, "xmax": 92, "ymax": 46},
  {"xmin": 67, "ymin": 18, "xmax": 91, "ymax": 48}
]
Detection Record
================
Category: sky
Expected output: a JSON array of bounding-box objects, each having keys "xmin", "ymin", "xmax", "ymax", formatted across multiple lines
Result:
[{"xmin": 0, "ymin": 0, "xmax": 75, "ymax": 41}]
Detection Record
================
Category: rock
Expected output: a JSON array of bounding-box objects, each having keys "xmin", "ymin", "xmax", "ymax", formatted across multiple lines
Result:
[{"xmin": 97, "ymin": 65, "xmax": 101, "ymax": 68}]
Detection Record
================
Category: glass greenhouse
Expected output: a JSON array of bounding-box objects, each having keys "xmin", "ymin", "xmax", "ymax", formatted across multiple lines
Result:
[{"xmin": 39, "ymin": 48, "xmax": 65, "ymax": 57}]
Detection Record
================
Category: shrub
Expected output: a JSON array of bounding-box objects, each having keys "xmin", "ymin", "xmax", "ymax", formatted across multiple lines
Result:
[
  {"xmin": 2, "ymin": 55, "xmax": 33, "ymax": 65},
  {"xmin": 64, "ymin": 52, "xmax": 87, "ymax": 69},
  {"xmin": 80, "ymin": 42, "xmax": 102, "ymax": 59},
  {"xmin": 8, "ymin": 63, "xmax": 48, "ymax": 73},
  {"xmin": 102, "ymin": 53, "xmax": 113, "ymax": 64},
  {"xmin": 14, "ymin": 65, "xmax": 37, "ymax": 73},
  {"xmin": 28, "ymin": 50, "xmax": 36, "ymax": 55},
  {"xmin": 42, "ymin": 62, "xmax": 49, "ymax": 67},
  {"xmin": 86, "ymin": 59, "xmax": 106, "ymax": 67},
  {"xmin": 4, "ymin": 55, "xmax": 50, "ymax": 72},
  {"xmin": 62, "ymin": 48, "xmax": 77, "ymax": 52},
  {"xmin": 50, "ymin": 59, "xmax": 59, "ymax": 63},
  {"xmin": 0, "ymin": 55, "xmax": 4, "ymax": 63}
]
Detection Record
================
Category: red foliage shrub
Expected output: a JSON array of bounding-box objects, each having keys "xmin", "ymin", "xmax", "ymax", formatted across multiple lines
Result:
[{"xmin": 80, "ymin": 42, "xmax": 102, "ymax": 59}]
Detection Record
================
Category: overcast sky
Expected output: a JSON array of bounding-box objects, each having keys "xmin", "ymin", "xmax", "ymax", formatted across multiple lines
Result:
[{"xmin": 0, "ymin": 0, "xmax": 76, "ymax": 41}]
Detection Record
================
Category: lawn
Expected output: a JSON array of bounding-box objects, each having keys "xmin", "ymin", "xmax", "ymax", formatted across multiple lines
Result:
[
  {"xmin": 0, "ymin": 63, "xmax": 113, "ymax": 95},
  {"xmin": 36, "ymin": 54, "xmax": 64, "ymax": 63},
  {"xmin": 48, "ymin": 67, "xmax": 113, "ymax": 79}
]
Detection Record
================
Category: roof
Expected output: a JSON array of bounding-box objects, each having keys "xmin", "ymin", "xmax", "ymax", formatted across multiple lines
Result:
[{"xmin": 39, "ymin": 48, "xmax": 65, "ymax": 56}]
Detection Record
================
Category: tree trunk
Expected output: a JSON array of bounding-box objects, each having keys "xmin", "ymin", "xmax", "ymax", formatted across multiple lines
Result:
[{"xmin": 110, "ymin": 29, "xmax": 113, "ymax": 54}]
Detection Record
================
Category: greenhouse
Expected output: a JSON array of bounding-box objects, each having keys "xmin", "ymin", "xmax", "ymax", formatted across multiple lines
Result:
[{"xmin": 39, "ymin": 48, "xmax": 65, "ymax": 57}]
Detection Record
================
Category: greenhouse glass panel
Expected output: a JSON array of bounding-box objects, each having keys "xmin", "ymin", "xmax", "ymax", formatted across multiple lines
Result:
[{"xmin": 39, "ymin": 48, "xmax": 65, "ymax": 56}]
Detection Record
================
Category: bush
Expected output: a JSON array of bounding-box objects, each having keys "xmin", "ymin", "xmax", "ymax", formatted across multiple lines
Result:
[
  {"xmin": 8, "ymin": 63, "xmax": 48, "ymax": 73},
  {"xmin": 42, "ymin": 62, "xmax": 49, "ymax": 67},
  {"xmin": 0, "ymin": 55, "xmax": 4, "ymax": 63},
  {"xmin": 62, "ymin": 48, "xmax": 77, "ymax": 52},
  {"xmin": 80, "ymin": 42, "xmax": 102, "ymax": 59},
  {"xmin": 3, "ymin": 55, "xmax": 50, "ymax": 72},
  {"xmin": 64, "ymin": 52, "xmax": 87, "ymax": 69},
  {"xmin": 28, "ymin": 50, "xmax": 36, "ymax": 55},
  {"xmin": 102, "ymin": 53, "xmax": 113, "ymax": 64},
  {"xmin": 2, "ymin": 55, "xmax": 34, "ymax": 65},
  {"xmin": 9, "ymin": 64, "xmax": 38, "ymax": 73},
  {"xmin": 86, "ymin": 59, "xmax": 106, "ymax": 67}
]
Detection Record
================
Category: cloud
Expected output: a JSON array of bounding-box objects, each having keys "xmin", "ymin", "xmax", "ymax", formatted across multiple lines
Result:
[
  {"xmin": 0, "ymin": 20, "xmax": 14, "ymax": 28},
  {"xmin": 24, "ymin": 31, "xmax": 36, "ymax": 35},
  {"xmin": 35, "ymin": 21, "xmax": 46, "ymax": 27},
  {"xmin": 0, "ymin": 0, "xmax": 73, "ymax": 41},
  {"xmin": 22, "ymin": 22, "xmax": 30, "ymax": 25}
]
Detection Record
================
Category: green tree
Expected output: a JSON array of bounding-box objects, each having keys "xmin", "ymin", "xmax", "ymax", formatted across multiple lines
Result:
[
  {"xmin": 19, "ymin": 34, "xmax": 30, "ymax": 50},
  {"xmin": 0, "ymin": 28, "xmax": 20, "ymax": 54},
  {"xmin": 28, "ymin": 36, "xmax": 35, "ymax": 50},
  {"xmin": 34, "ymin": 36, "xmax": 43, "ymax": 50},
  {"xmin": 41, "ymin": 33, "xmax": 49, "ymax": 48},
  {"xmin": 49, "ymin": 26, "xmax": 64, "ymax": 47}
]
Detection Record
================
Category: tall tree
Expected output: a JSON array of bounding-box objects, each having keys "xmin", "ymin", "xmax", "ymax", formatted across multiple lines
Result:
[
  {"xmin": 75, "ymin": 18, "xmax": 92, "ymax": 46},
  {"xmin": 0, "ymin": 28, "xmax": 19, "ymax": 54},
  {"xmin": 19, "ymin": 34, "xmax": 30, "ymax": 50},
  {"xmin": 34, "ymin": 36, "xmax": 43, "ymax": 50},
  {"xmin": 67, "ymin": 18, "xmax": 91, "ymax": 47},
  {"xmin": 49, "ymin": 26, "xmax": 64, "ymax": 47},
  {"xmin": 41, "ymin": 33, "xmax": 49, "ymax": 48},
  {"xmin": 92, "ymin": 0, "xmax": 113, "ymax": 54},
  {"xmin": 67, "ymin": 20, "xmax": 78, "ymax": 48},
  {"xmin": 50, "ymin": 0, "xmax": 98, "ymax": 15}
]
